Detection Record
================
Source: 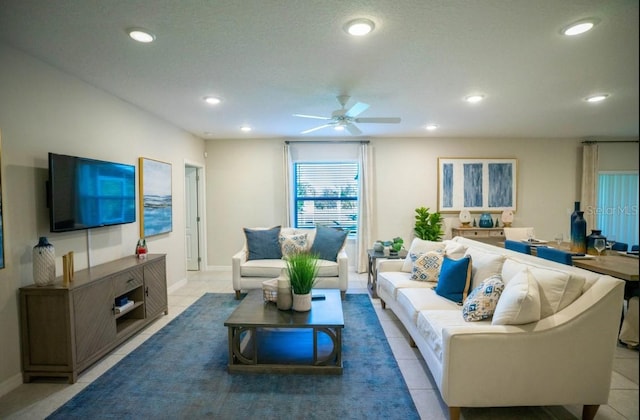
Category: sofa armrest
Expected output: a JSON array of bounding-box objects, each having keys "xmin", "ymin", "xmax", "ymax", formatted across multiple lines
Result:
[
  {"xmin": 336, "ymin": 249, "xmax": 349, "ymax": 292},
  {"xmin": 378, "ymin": 259, "xmax": 405, "ymax": 272},
  {"xmin": 438, "ymin": 276, "xmax": 624, "ymax": 407},
  {"xmin": 232, "ymin": 249, "xmax": 247, "ymax": 292}
]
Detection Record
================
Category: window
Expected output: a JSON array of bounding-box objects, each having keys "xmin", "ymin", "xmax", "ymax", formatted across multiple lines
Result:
[
  {"xmin": 293, "ymin": 162, "xmax": 359, "ymax": 235},
  {"xmin": 596, "ymin": 172, "xmax": 639, "ymax": 249}
]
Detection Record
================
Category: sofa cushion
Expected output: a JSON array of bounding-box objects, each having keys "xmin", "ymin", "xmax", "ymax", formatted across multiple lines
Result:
[
  {"xmin": 396, "ymin": 288, "xmax": 461, "ymax": 325},
  {"xmin": 529, "ymin": 266, "xmax": 585, "ymax": 318},
  {"xmin": 279, "ymin": 232, "xmax": 308, "ymax": 257},
  {"xmin": 464, "ymin": 247, "xmax": 506, "ymax": 289},
  {"xmin": 492, "ymin": 268, "xmax": 541, "ymax": 325},
  {"xmin": 244, "ymin": 226, "xmax": 282, "ymax": 260},
  {"xmin": 402, "ymin": 238, "xmax": 446, "ymax": 272},
  {"xmin": 310, "ymin": 226, "xmax": 348, "ymax": 262},
  {"xmin": 462, "ymin": 275, "xmax": 505, "ymax": 322},
  {"xmin": 378, "ymin": 271, "xmax": 433, "ymax": 300},
  {"xmin": 410, "ymin": 251, "xmax": 444, "ymax": 282},
  {"xmin": 435, "ymin": 255, "xmax": 472, "ymax": 303}
]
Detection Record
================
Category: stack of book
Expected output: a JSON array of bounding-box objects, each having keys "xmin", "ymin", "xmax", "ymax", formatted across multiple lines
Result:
[{"xmin": 115, "ymin": 298, "xmax": 134, "ymax": 313}]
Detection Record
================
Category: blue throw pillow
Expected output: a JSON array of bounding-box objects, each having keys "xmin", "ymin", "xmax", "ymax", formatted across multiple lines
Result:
[
  {"xmin": 435, "ymin": 255, "xmax": 472, "ymax": 303},
  {"xmin": 310, "ymin": 226, "xmax": 348, "ymax": 262},
  {"xmin": 244, "ymin": 226, "xmax": 282, "ymax": 260}
]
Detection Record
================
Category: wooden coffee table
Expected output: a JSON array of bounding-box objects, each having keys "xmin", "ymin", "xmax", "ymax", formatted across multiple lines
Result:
[{"xmin": 224, "ymin": 289, "xmax": 344, "ymax": 374}]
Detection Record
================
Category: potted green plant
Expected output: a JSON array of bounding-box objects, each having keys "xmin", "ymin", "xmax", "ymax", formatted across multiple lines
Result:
[
  {"xmin": 286, "ymin": 251, "xmax": 319, "ymax": 311},
  {"xmin": 383, "ymin": 237, "xmax": 404, "ymax": 255},
  {"xmin": 414, "ymin": 207, "xmax": 443, "ymax": 241}
]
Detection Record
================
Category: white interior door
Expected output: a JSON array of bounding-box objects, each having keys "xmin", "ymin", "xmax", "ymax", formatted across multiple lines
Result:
[{"xmin": 185, "ymin": 166, "xmax": 200, "ymax": 270}]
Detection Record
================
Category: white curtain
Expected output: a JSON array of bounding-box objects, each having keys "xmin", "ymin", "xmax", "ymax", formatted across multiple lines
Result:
[
  {"xmin": 283, "ymin": 142, "xmax": 293, "ymax": 226},
  {"xmin": 581, "ymin": 143, "xmax": 599, "ymax": 230},
  {"xmin": 356, "ymin": 143, "xmax": 373, "ymax": 273}
]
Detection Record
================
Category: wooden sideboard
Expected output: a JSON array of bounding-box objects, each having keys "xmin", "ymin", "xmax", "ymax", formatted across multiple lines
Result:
[
  {"xmin": 451, "ymin": 227, "xmax": 505, "ymax": 244},
  {"xmin": 19, "ymin": 254, "xmax": 167, "ymax": 383}
]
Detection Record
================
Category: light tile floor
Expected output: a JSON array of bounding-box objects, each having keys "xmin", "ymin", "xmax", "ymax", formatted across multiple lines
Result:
[{"xmin": 1, "ymin": 269, "xmax": 638, "ymax": 419}]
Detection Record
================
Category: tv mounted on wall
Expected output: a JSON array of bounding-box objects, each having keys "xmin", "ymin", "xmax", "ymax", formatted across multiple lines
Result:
[{"xmin": 47, "ymin": 153, "xmax": 136, "ymax": 232}]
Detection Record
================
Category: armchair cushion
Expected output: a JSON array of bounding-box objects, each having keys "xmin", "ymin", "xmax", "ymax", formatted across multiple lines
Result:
[
  {"xmin": 279, "ymin": 232, "xmax": 309, "ymax": 257},
  {"xmin": 435, "ymin": 255, "xmax": 472, "ymax": 303},
  {"xmin": 309, "ymin": 226, "xmax": 348, "ymax": 262},
  {"xmin": 243, "ymin": 226, "xmax": 282, "ymax": 260}
]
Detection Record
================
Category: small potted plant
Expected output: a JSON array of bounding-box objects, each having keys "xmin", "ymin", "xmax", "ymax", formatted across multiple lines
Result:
[
  {"xmin": 414, "ymin": 207, "xmax": 443, "ymax": 241},
  {"xmin": 383, "ymin": 237, "xmax": 404, "ymax": 256},
  {"xmin": 286, "ymin": 251, "xmax": 319, "ymax": 312}
]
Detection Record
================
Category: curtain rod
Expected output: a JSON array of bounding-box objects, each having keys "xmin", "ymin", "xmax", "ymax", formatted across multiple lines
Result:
[
  {"xmin": 582, "ymin": 139, "xmax": 638, "ymax": 144},
  {"xmin": 284, "ymin": 140, "xmax": 369, "ymax": 144}
]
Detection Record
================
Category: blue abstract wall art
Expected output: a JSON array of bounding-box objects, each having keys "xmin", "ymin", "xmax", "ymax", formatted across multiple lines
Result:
[
  {"xmin": 139, "ymin": 157, "xmax": 172, "ymax": 237},
  {"xmin": 438, "ymin": 158, "xmax": 517, "ymax": 213}
]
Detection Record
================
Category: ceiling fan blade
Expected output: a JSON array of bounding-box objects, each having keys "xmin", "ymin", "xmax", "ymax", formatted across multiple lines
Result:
[
  {"xmin": 345, "ymin": 123, "xmax": 362, "ymax": 135},
  {"xmin": 301, "ymin": 124, "xmax": 333, "ymax": 134},
  {"xmin": 344, "ymin": 102, "xmax": 370, "ymax": 118},
  {"xmin": 293, "ymin": 114, "xmax": 331, "ymax": 120},
  {"xmin": 354, "ymin": 117, "xmax": 401, "ymax": 124}
]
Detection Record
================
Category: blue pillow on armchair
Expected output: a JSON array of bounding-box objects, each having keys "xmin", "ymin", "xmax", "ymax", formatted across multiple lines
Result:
[
  {"xmin": 435, "ymin": 255, "xmax": 472, "ymax": 303},
  {"xmin": 310, "ymin": 226, "xmax": 348, "ymax": 262},
  {"xmin": 244, "ymin": 226, "xmax": 282, "ymax": 260}
]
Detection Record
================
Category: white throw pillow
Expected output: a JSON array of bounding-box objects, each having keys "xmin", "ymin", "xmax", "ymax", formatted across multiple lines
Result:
[
  {"xmin": 492, "ymin": 268, "xmax": 541, "ymax": 325},
  {"xmin": 401, "ymin": 238, "xmax": 446, "ymax": 272},
  {"xmin": 410, "ymin": 251, "xmax": 444, "ymax": 282},
  {"xmin": 443, "ymin": 240, "xmax": 468, "ymax": 260},
  {"xmin": 529, "ymin": 266, "xmax": 585, "ymax": 318},
  {"xmin": 464, "ymin": 248, "xmax": 506, "ymax": 289}
]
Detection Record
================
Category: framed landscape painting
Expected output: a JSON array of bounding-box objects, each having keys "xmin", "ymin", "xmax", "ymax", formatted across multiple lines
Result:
[
  {"xmin": 139, "ymin": 157, "xmax": 172, "ymax": 237},
  {"xmin": 437, "ymin": 158, "xmax": 517, "ymax": 213}
]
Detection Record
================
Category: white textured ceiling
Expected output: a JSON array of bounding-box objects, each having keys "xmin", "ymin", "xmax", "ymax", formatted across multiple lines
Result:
[{"xmin": 1, "ymin": 0, "xmax": 638, "ymax": 140}]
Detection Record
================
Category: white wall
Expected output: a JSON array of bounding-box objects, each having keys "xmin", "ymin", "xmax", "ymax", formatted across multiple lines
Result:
[
  {"xmin": 0, "ymin": 45, "xmax": 205, "ymax": 394},
  {"xmin": 205, "ymin": 137, "xmax": 632, "ymax": 267}
]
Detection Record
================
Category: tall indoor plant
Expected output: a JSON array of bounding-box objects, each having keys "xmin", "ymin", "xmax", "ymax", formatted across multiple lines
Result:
[
  {"xmin": 414, "ymin": 207, "xmax": 443, "ymax": 241},
  {"xmin": 286, "ymin": 251, "xmax": 319, "ymax": 311}
]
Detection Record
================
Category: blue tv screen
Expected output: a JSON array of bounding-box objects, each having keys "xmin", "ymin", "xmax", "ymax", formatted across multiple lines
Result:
[{"xmin": 48, "ymin": 153, "xmax": 136, "ymax": 232}]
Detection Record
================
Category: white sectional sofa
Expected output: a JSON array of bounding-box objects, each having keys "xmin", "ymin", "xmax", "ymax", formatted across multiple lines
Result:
[
  {"xmin": 232, "ymin": 226, "xmax": 349, "ymax": 299},
  {"xmin": 377, "ymin": 236, "xmax": 624, "ymax": 420}
]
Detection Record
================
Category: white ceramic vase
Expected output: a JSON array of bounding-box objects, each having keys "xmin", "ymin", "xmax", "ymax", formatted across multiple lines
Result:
[
  {"xmin": 33, "ymin": 237, "xmax": 56, "ymax": 286},
  {"xmin": 292, "ymin": 292, "xmax": 312, "ymax": 312}
]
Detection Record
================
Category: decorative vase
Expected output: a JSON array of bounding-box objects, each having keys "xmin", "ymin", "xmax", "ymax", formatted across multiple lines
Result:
[
  {"xmin": 276, "ymin": 269, "xmax": 292, "ymax": 310},
  {"xmin": 33, "ymin": 237, "xmax": 56, "ymax": 286},
  {"xmin": 373, "ymin": 241, "xmax": 384, "ymax": 252},
  {"xmin": 570, "ymin": 201, "xmax": 580, "ymax": 226},
  {"xmin": 586, "ymin": 229, "xmax": 606, "ymax": 256},
  {"xmin": 292, "ymin": 292, "xmax": 312, "ymax": 312},
  {"xmin": 570, "ymin": 211, "xmax": 587, "ymax": 254},
  {"xmin": 478, "ymin": 213, "xmax": 493, "ymax": 228}
]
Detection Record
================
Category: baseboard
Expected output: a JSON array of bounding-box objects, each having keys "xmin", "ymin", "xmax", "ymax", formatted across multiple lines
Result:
[
  {"xmin": 206, "ymin": 265, "xmax": 231, "ymax": 271},
  {"xmin": 0, "ymin": 372, "xmax": 23, "ymax": 399},
  {"xmin": 168, "ymin": 277, "xmax": 187, "ymax": 294}
]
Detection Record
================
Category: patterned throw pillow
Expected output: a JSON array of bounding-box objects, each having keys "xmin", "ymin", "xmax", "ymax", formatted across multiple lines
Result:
[
  {"xmin": 279, "ymin": 233, "xmax": 308, "ymax": 258},
  {"xmin": 462, "ymin": 275, "xmax": 505, "ymax": 322},
  {"xmin": 410, "ymin": 251, "xmax": 444, "ymax": 282}
]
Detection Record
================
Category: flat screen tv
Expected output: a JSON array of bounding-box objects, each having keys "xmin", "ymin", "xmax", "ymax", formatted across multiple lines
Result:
[{"xmin": 48, "ymin": 153, "xmax": 136, "ymax": 232}]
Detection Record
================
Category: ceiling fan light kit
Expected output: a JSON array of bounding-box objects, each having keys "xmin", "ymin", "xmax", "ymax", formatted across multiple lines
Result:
[{"xmin": 294, "ymin": 95, "xmax": 401, "ymax": 135}]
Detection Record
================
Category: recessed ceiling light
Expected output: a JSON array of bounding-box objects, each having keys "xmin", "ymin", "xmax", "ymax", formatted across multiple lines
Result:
[
  {"xmin": 334, "ymin": 126, "xmax": 345, "ymax": 131},
  {"xmin": 128, "ymin": 28, "xmax": 156, "ymax": 43},
  {"xmin": 585, "ymin": 94, "xmax": 609, "ymax": 103},
  {"xmin": 344, "ymin": 18, "xmax": 375, "ymax": 36},
  {"xmin": 203, "ymin": 96, "xmax": 222, "ymax": 105},
  {"xmin": 240, "ymin": 126, "xmax": 252, "ymax": 132},
  {"xmin": 465, "ymin": 94, "xmax": 485, "ymax": 104},
  {"xmin": 425, "ymin": 124, "xmax": 439, "ymax": 131},
  {"xmin": 562, "ymin": 19, "xmax": 598, "ymax": 36}
]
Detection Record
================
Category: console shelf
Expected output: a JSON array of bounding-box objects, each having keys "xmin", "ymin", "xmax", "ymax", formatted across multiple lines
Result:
[{"xmin": 19, "ymin": 254, "xmax": 167, "ymax": 383}]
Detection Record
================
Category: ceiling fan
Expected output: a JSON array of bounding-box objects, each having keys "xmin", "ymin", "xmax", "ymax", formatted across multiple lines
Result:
[{"xmin": 293, "ymin": 95, "xmax": 401, "ymax": 135}]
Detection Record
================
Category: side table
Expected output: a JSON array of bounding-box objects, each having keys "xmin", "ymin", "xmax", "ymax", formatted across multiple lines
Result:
[{"xmin": 367, "ymin": 249, "xmax": 407, "ymax": 298}]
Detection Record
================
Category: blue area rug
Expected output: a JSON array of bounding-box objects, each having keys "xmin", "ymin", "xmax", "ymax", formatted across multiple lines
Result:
[{"xmin": 48, "ymin": 293, "xmax": 419, "ymax": 419}]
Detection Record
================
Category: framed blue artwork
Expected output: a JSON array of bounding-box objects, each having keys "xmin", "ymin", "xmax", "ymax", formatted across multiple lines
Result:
[
  {"xmin": 437, "ymin": 158, "xmax": 517, "ymax": 213},
  {"xmin": 139, "ymin": 157, "xmax": 172, "ymax": 237}
]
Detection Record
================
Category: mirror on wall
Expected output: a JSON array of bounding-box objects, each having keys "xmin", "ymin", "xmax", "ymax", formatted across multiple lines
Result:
[{"xmin": 0, "ymin": 130, "xmax": 4, "ymax": 269}]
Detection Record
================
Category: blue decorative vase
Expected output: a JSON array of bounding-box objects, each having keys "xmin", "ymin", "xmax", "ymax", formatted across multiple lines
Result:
[
  {"xmin": 570, "ymin": 201, "xmax": 580, "ymax": 226},
  {"xmin": 478, "ymin": 213, "xmax": 493, "ymax": 228},
  {"xmin": 586, "ymin": 229, "xmax": 606, "ymax": 256},
  {"xmin": 570, "ymin": 211, "xmax": 587, "ymax": 253}
]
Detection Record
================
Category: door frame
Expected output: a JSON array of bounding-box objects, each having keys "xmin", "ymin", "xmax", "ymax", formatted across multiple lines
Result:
[{"xmin": 184, "ymin": 160, "xmax": 206, "ymax": 270}]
